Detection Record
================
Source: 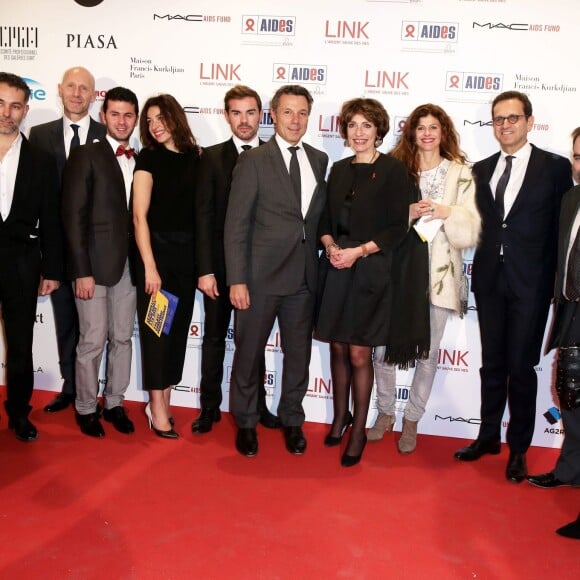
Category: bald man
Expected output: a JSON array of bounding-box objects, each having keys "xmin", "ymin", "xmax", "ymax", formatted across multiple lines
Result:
[{"xmin": 29, "ymin": 66, "xmax": 106, "ymax": 413}]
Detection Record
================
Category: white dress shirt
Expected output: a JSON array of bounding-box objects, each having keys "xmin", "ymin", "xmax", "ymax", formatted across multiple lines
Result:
[
  {"xmin": 232, "ymin": 134, "xmax": 260, "ymax": 154},
  {"xmin": 489, "ymin": 141, "xmax": 532, "ymax": 219},
  {"xmin": 275, "ymin": 133, "xmax": 317, "ymax": 217},
  {"xmin": 64, "ymin": 114, "xmax": 92, "ymax": 158},
  {"xmin": 106, "ymin": 135, "xmax": 135, "ymax": 207},
  {"xmin": 0, "ymin": 132, "xmax": 23, "ymax": 220}
]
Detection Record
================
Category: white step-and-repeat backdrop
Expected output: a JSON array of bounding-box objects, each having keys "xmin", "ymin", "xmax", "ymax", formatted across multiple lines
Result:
[{"xmin": 1, "ymin": 0, "xmax": 577, "ymax": 447}]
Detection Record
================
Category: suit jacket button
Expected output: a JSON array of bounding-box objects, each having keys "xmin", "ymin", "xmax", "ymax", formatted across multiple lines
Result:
[{"xmin": 502, "ymin": 223, "xmax": 507, "ymax": 229}]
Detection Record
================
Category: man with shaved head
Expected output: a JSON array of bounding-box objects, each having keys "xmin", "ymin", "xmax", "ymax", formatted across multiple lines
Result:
[{"xmin": 29, "ymin": 66, "xmax": 106, "ymax": 413}]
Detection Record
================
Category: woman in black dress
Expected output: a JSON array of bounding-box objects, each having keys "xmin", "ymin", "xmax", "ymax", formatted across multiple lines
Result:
[
  {"xmin": 133, "ymin": 94, "xmax": 199, "ymax": 438},
  {"xmin": 316, "ymin": 98, "xmax": 418, "ymax": 466}
]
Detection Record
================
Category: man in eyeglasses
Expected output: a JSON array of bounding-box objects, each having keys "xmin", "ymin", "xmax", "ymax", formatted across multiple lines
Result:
[{"xmin": 454, "ymin": 91, "xmax": 572, "ymax": 483}]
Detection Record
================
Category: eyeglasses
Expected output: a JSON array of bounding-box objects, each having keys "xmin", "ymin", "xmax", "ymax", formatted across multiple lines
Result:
[{"xmin": 492, "ymin": 114, "xmax": 527, "ymax": 126}]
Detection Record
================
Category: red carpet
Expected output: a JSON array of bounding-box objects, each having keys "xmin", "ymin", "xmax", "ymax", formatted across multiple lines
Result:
[{"xmin": 0, "ymin": 388, "xmax": 577, "ymax": 579}]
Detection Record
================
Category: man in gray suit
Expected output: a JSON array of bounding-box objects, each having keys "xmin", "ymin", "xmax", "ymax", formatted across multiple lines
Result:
[
  {"xmin": 62, "ymin": 87, "xmax": 138, "ymax": 438},
  {"xmin": 224, "ymin": 84, "xmax": 328, "ymax": 457},
  {"xmin": 29, "ymin": 66, "xmax": 106, "ymax": 414}
]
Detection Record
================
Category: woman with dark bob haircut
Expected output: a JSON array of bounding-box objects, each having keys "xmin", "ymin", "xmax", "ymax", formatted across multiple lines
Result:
[
  {"xmin": 316, "ymin": 98, "xmax": 426, "ymax": 466},
  {"xmin": 133, "ymin": 94, "xmax": 200, "ymax": 438},
  {"xmin": 369, "ymin": 103, "xmax": 480, "ymax": 453}
]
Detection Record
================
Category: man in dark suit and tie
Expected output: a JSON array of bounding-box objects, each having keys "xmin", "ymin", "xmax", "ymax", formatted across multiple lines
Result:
[
  {"xmin": 0, "ymin": 72, "xmax": 62, "ymax": 441},
  {"xmin": 527, "ymin": 127, "xmax": 580, "ymax": 539},
  {"xmin": 224, "ymin": 84, "xmax": 328, "ymax": 457},
  {"xmin": 28, "ymin": 66, "xmax": 106, "ymax": 414},
  {"xmin": 62, "ymin": 87, "xmax": 139, "ymax": 438},
  {"xmin": 194, "ymin": 85, "xmax": 280, "ymax": 434},
  {"xmin": 455, "ymin": 91, "xmax": 573, "ymax": 482}
]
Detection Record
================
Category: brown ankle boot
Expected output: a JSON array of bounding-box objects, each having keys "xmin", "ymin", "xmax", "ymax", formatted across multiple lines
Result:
[
  {"xmin": 367, "ymin": 413, "xmax": 395, "ymax": 442},
  {"xmin": 398, "ymin": 419, "xmax": 418, "ymax": 454}
]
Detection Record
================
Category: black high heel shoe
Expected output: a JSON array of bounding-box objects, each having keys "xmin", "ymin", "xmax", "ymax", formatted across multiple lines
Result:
[
  {"xmin": 341, "ymin": 434, "xmax": 367, "ymax": 467},
  {"xmin": 145, "ymin": 403, "xmax": 179, "ymax": 439},
  {"xmin": 324, "ymin": 411, "xmax": 353, "ymax": 447}
]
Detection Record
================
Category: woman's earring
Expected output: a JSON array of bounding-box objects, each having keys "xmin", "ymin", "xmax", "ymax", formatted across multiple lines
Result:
[{"xmin": 374, "ymin": 137, "xmax": 383, "ymax": 148}]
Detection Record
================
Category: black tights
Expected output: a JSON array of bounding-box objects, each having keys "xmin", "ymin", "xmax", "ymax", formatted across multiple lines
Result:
[{"xmin": 329, "ymin": 341, "xmax": 374, "ymax": 456}]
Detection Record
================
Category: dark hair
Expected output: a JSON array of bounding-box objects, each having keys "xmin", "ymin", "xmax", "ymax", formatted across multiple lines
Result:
[
  {"xmin": 572, "ymin": 127, "xmax": 580, "ymax": 147},
  {"xmin": 391, "ymin": 103, "xmax": 466, "ymax": 183},
  {"xmin": 0, "ymin": 72, "xmax": 31, "ymax": 102},
  {"xmin": 338, "ymin": 98, "xmax": 390, "ymax": 141},
  {"xmin": 270, "ymin": 84, "xmax": 313, "ymax": 113},
  {"xmin": 103, "ymin": 86, "xmax": 139, "ymax": 116},
  {"xmin": 140, "ymin": 94, "xmax": 197, "ymax": 152},
  {"xmin": 491, "ymin": 90, "xmax": 533, "ymax": 118},
  {"xmin": 224, "ymin": 85, "xmax": 262, "ymax": 112}
]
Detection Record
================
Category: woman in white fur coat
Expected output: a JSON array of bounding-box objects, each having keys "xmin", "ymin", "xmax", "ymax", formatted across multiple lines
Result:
[{"xmin": 370, "ymin": 103, "xmax": 481, "ymax": 453}]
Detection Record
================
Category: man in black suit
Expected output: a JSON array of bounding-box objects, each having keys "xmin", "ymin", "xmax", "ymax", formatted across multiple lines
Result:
[
  {"xmin": 194, "ymin": 85, "xmax": 280, "ymax": 434},
  {"xmin": 62, "ymin": 87, "xmax": 138, "ymax": 438},
  {"xmin": 455, "ymin": 91, "xmax": 573, "ymax": 482},
  {"xmin": 527, "ymin": 127, "xmax": 580, "ymax": 540},
  {"xmin": 0, "ymin": 72, "xmax": 62, "ymax": 441},
  {"xmin": 224, "ymin": 85, "xmax": 328, "ymax": 457},
  {"xmin": 29, "ymin": 66, "xmax": 106, "ymax": 414}
]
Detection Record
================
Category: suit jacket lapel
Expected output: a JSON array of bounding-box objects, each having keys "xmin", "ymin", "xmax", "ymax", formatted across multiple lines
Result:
[
  {"xmin": 8, "ymin": 136, "xmax": 32, "ymax": 222},
  {"xmin": 303, "ymin": 143, "xmax": 324, "ymax": 218},
  {"xmin": 268, "ymin": 137, "xmax": 299, "ymax": 211},
  {"xmin": 87, "ymin": 118, "xmax": 103, "ymax": 145},
  {"xmin": 50, "ymin": 118, "xmax": 67, "ymax": 169},
  {"xmin": 508, "ymin": 145, "xmax": 542, "ymax": 218}
]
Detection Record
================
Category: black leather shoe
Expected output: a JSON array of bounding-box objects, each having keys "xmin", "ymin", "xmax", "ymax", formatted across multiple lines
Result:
[
  {"xmin": 236, "ymin": 428, "xmax": 258, "ymax": 457},
  {"xmin": 191, "ymin": 407, "xmax": 221, "ymax": 434},
  {"xmin": 103, "ymin": 406, "xmax": 134, "ymax": 434},
  {"xmin": 76, "ymin": 412, "xmax": 105, "ymax": 438},
  {"xmin": 8, "ymin": 416, "xmax": 38, "ymax": 442},
  {"xmin": 527, "ymin": 472, "xmax": 570, "ymax": 488},
  {"xmin": 556, "ymin": 514, "xmax": 580, "ymax": 540},
  {"xmin": 284, "ymin": 426, "xmax": 307, "ymax": 455},
  {"xmin": 506, "ymin": 452, "xmax": 527, "ymax": 483},
  {"xmin": 454, "ymin": 438, "xmax": 501, "ymax": 461},
  {"xmin": 258, "ymin": 407, "xmax": 282, "ymax": 429},
  {"xmin": 44, "ymin": 393, "xmax": 74, "ymax": 413}
]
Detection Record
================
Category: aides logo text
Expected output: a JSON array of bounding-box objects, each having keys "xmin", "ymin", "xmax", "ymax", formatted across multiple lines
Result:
[
  {"xmin": 242, "ymin": 15, "xmax": 295, "ymax": 35},
  {"xmin": 402, "ymin": 21, "xmax": 458, "ymax": 42},
  {"xmin": 446, "ymin": 71, "xmax": 502, "ymax": 93},
  {"xmin": 274, "ymin": 63, "xmax": 327, "ymax": 84}
]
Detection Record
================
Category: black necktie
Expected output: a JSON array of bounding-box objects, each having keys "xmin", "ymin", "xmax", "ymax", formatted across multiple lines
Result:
[
  {"xmin": 70, "ymin": 123, "xmax": 80, "ymax": 152},
  {"xmin": 566, "ymin": 227, "xmax": 580, "ymax": 301},
  {"xmin": 241, "ymin": 145, "xmax": 252, "ymax": 151},
  {"xmin": 288, "ymin": 146, "xmax": 301, "ymax": 204},
  {"xmin": 495, "ymin": 155, "xmax": 514, "ymax": 220}
]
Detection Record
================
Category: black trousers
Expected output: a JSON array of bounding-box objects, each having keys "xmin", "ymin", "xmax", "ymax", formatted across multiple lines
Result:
[
  {"xmin": 200, "ymin": 283, "xmax": 266, "ymax": 410},
  {"xmin": 230, "ymin": 285, "xmax": 314, "ymax": 429},
  {"xmin": 474, "ymin": 266, "xmax": 551, "ymax": 452},
  {"xmin": 49, "ymin": 281, "xmax": 79, "ymax": 396},
  {"xmin": 0, "ymin": 243, "xmax": 41, "ymax": 419}
]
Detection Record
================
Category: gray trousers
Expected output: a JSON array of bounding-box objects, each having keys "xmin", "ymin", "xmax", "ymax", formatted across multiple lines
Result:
[
  {"xmin": 554, "ymin": 407, "xmax": 580, "ymax": 484},
  {"xmin": 74, "ymin": 262, "xmax": 136, "ymax": 415},
  {"xmin": 373, "ymin": 304, "xmax": 450, "ymax": 422}
]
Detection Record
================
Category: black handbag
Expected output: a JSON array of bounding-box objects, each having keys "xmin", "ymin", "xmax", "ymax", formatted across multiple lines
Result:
[{"xmin": 556, "ymin": 346, "xmax": 580, "ymax": 410}]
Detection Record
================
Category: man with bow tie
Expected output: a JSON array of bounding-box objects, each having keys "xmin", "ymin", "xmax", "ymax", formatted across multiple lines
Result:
[
  {"xmin": 29, "ymin": 66, "xmax": 106, "ymax": 414},
  {"xmin": 62, "ymin": 86, "xmax": 139, "ymax": 438}
]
